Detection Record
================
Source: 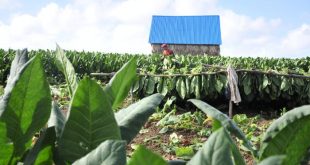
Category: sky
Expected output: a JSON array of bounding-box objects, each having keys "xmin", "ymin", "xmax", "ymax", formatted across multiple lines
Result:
[{"xmin": 0, "ymin": 0, "xmax": 309, "ymax": 58}]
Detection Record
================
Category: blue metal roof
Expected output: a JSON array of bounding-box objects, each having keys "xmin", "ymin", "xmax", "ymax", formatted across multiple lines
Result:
[{"xmin": 149, "ymin": 15, "xmax": 222, "ymax": 45}]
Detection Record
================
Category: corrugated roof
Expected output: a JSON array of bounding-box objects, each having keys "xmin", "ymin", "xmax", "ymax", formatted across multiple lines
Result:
[{"xmin": 149, "ymin": 15, "xmax": 222, "ymax": 45}]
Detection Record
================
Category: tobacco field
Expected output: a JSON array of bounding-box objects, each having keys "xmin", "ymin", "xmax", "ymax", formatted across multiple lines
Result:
[{"xmin": 0, "ymin": 46, "xmax": 310, "ymax": 165}]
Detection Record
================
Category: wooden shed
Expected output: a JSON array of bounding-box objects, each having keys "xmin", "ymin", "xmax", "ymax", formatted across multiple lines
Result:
[{"xmin": 149, "ymin": 15, "xmax": 222, "ymax": 56}]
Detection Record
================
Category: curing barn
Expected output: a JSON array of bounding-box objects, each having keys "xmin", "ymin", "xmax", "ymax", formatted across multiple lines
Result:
[{"xmin": 149, "ymin": 15, "xmax": 222, "ymax": 56}]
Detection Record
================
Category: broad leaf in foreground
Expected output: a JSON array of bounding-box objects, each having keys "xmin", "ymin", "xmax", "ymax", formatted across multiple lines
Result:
[
  {"xmin": 3, "ymin": 49, "xmax": 29, "ymax": 95},
  {"xmin": 257, "ymin": 155, "xmax": 285, "ymax": 165},
  {"xmin": 58, "ymin": 78, "xmax": 121, "ymax": 163},
  {"xmin": 55, "ymin": 44, "xmax": 78, "ymax": 97},
  {"xmin": 115, "ymin": 93, "xmax": 163, "ymax": 143},
  {"xmin": 105, "ymin": 57, "xmax": 137, "ymax": 110},
  {"xmin": 47, "ymin": 101, "xmax": 65, "ymax": 138},
  {"xmin": 0, "ymin": 55, "xmax": 51, "ymax": 160},
  {"xmin": 73, "ymin": 140, "xmax": 126, "ymax": 165},
  {"xmin": 259, "ymin": 105, "xmax": 310, "ymax": 165},
  {"xmin": 24, "ymin": 127, "xmax": 56, "ymax": 165},
  {"xmin": 187, "ymin": 127, "xmax": 245, "ymax": 165},
  {"xmin": 128, "ymin": 145, "xmax": 167, "ymax": 165},
  {"xmin": 0, "ymin": 122, "xmax": 13, "ymax": 164},
  {"xmin": 0, "ymin": 49, "xmax": 28, "ymax": 164},
  {"xmin": 188, "ymin": 99, "xmax": 257, "ymax": 157}
]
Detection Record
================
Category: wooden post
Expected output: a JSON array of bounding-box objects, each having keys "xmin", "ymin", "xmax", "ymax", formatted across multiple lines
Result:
[
  {"xmin": 130, "ymin": 88, "xmax": 134, "ymax": 104},
  {"xmin": 229, "ymin": 100, "xmax": 233, "ymax": 118}
]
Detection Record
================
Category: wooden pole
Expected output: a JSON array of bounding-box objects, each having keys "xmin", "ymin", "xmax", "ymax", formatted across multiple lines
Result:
[
  {"xmin": 91, "ymin": 70, "xmax": 310, "ymax": 79},
  {"xmin": 229, "ymin": 101, "xmax": 233, "ymax": 118}
]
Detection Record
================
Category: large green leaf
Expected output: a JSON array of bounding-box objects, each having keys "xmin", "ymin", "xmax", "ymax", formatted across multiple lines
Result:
[
  {"xmin": 215, "ymin": 79, "xmax": 223, "ymax": 93},
  {"xmin": 157, "ymin": 78, "xmax": 168, "ymax": 96},
  {"xmin": 176, "ymin": 77, "xmax": 186, "ymax": 99},
  {"xmin": 258, "ymin": 155, "xmax": 285, "ymax": 165},
  {"xmin": 259, "ymin": 105, "xmax": 310, "ymax": 165},
  {"xmin": 47, "ymin": 101, "xmax": 65, "ymax": 138},
  {"xmin": 187, "ymin": 127, "xmax": 245, "ymax": 165},
  {"xmin": 132, "ymin": 76, "xmax": 140, "ymax": 93},
  {"xmin": 191, "ymin": 76, "xmax": 201, "ymax": 99},
  {"xmin": 0, "ymin": 55, "xmax": 51, "ymax": 159},
  {"xmin": 105, "ymin": 57, "xmax": 137, "ymax": 110},
  {"xmin": 242, "ymin": 74, "xmax": 252, "ymax": 95},
  {"xmin": 262, "ymin": 75, "xmax": 269, "ymax": 89},
  {"xmin": 0, "ymin": 122, "xmax": 13, "ymax": 165},
  {"xmin": 185, "ymin": 77, "xmax": 191, "ymax": 96},
  {"xmin": 280, "ymin": 77, "xmax": 290, "ymax": 91},
  {"xmin": 115, "ymin": 93, "xmax": 163, "ymax": 143},
  {"xmin": 0, "ymin": 50, "xmax": 28, "ymax": 164},
  {"xmin": 215, "ymin": 74, "xmax": 226, "ymax": 93},
  {"xmin": 58, "ymin": 77, "xmax": 121, "ymax": 163},
  {"xmin": 72, "ymin": 140, "xmax": 126, "ymax": 165},
  {"xmin": 33, "ymin": 146, "xmax": 53, "ymax": 165},
  {"xmin": 4, "ymin": 49, "xmax": 29, "ymax": 94},
  {"xmin": 55, "ymin": 44, "xmax": 78, "ymax": 97},
  {"xmin": 188, "ymin": 99, "xmax": 257, "ymax": 157},
  {"xmin": 24, "ymin": 127, "xmax": 56, "ymax": 165},
  {"xmin": 146, "ymin": 76, "xmax": 156, "ymax": 95},
  {"xmin": 128, "ymin": 145, "xmax": 167, "ymax": 165}
]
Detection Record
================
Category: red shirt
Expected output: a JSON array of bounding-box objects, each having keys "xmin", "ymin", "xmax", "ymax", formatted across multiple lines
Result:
[{"xmin": 163, "ymin": 49, "xmax": 174, "ymax": 56}]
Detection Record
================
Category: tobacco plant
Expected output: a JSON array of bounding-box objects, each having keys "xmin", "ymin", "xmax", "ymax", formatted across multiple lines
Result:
[
  {"xmin": 0, "ymin": 46, "xmax": 163, "ymax": 164},
  {"xmin": 188, "ymin": 99, "xmax": 310, "ymax": 165}
]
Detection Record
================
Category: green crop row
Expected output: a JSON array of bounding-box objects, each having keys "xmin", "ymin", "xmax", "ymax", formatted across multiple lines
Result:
[
  {"xmin": 1, "ymin": 49, "xmax": 310, "ymax": 85},
  {"xmin": 1, "ymin": 49, "xmax": 309, "ymax": 108},
  {"xmin": 134, "ymin": 73, "xmax": 310, "ymax": 104}
]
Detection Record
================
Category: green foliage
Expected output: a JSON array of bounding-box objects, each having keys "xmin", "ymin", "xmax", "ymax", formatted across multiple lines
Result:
[
  {"xmin": 257, "ymin": 155, "xmax": 285, "ymax": 165},
  {"xmin": 1, "ymin": 49, "xmax": 310, "ymax": 106},
  {"xmin": 0, "ymin": 55, "xmax": 51, "ymax": 163},
  {"xmin": 58, "ymin": 77, "xmax": 121, "ymax": 163},
  {"xmin": 188, "ymin": 99, "xmax": 257, "ymax": 157},
  {"xmin": 24, "ymin": 127, "xmax": 56, "ymax": 165},
  {"xmin": 0, "ymin": 122, "xmax": 13, "ymax": 164},
  {"xmin": 55, "ymin": 44, "xmax": 78, "ymax": 97},
  {"xmin": 190, "ymin": 99, "xmax": 310, "ymax": 165},
  {"xmin": 134, "ymin": 74, "xmax": 310, "ymax": 107},
  {"xmin": 233, "ymin": 114, "xmax": 248, "ymax": 124},
  {"xmin": 1, "ymin": 47, "xmax": 310, "ymax": 164},
  {"xmin": 128, "ymin": 145, "xmax": 168, "ymax": 165},
  {"xmin": 47, "ymin": 101, "xmax": 65, "ymax": 138},
  {"xmin": 105, "ymin": 57, "xmax": 137, "ymax": 110},
  {"xmin": 187, "ymin": 127, "xmax": 245, "ymax": 165},
  {"xmin": 175, "ymin": 146, "xmax": 194, "ymax": 160},
  {"xmin": 233, "ymin": 115, "xmax": 268, "ymax": 149},
  {"xmin": 259, "ymin": 105, "xmax": 310, "ymax": 165},
  {"xmin": 5, "ymin": 49, "xmax": 29, "ymax": 89},
  {"xmin": 72, "ymin": 140, "xmax": 127, "ymax": 165},
  {"xmin": 115, "ymin": 93, "xmax": 164, "ymax": 143},
  {"xmin": 0, "ymin": 46, "xmax": 163, "ymax": 164}
]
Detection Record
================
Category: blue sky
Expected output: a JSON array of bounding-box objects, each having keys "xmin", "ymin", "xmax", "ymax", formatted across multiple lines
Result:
[
  {"xmin": 0, "ymin": 0, "xmax": 309, "ymax": 58},
  {"xmin": 219, "ymin": 0, "xmax": 310, "ymax": 32}
]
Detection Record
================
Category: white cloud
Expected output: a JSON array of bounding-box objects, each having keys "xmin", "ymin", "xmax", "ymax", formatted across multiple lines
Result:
[
  {"xmin": 282, "ymin": 24, "xmax": 310, "ymax": 51},
  {"xmin": 215, "ymin": 9, "xmax": 284, "ymax": 57},
  {"xmin": 0, "ymin": 0, "xmax": 21, "ymax": 9},
  {"xmin": 0, "ymin": 0, "xmax": 308, "ymax": 58},
  {"xmin": 0, "ymin": 0, "xmax": 9, "ymax": 7}
]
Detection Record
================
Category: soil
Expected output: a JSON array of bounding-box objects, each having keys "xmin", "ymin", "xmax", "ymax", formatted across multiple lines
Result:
[
  {"xmin": 126, "ymin": 112, "xmax": 274, "ymax": 165},
  {"xmin": 127, "ymin": 120, "xmax": 207, "ymax": 160}
]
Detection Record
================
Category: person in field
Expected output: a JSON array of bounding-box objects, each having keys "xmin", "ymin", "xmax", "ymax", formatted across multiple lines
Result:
[
  {"xmin": 161, "ymin": 44, "xmax": 174, "ymax": 56},
  {"xmin": 161, "ymin": 44, "xmax": 174, "ymax": 69}
]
